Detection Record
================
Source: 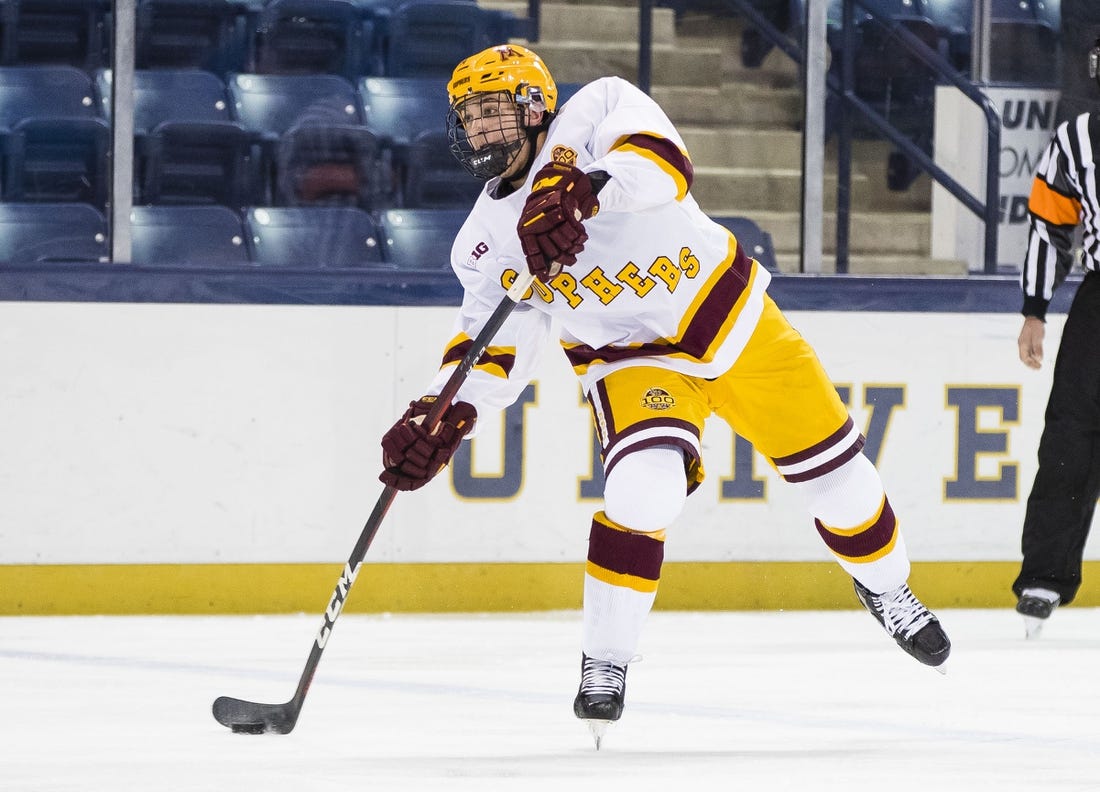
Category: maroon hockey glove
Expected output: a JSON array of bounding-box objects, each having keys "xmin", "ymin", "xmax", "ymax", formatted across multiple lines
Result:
[
  {"xmin": 517, "ymin": 162, "xmax": 600, "ymax": 283},
  {"xmin": 379, "ymin": 396, "xmax": 477, "ymax": 491}
]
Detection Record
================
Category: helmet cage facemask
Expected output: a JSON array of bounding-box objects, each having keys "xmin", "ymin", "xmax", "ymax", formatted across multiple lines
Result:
[{"xmin": 447, "ymin": 86, "xmax": 549, "ymax": 180}]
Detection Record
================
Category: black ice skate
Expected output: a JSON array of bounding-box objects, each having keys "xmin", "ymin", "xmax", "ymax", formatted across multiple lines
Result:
[
  {"xmin": 573, "ymin": 654, "xmax": 627, "ymax": 750},
  {"xmin": 854, "ymin": 580, "xmax": 951, "ymax": 671},
  {"xmin": 1016, "ymin": 588, "xmax": 1060, "ymax": 640}
]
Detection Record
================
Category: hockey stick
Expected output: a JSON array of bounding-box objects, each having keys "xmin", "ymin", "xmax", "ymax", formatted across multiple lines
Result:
[{"xmin": 212, "ymin": 269, "xmax": 538, "ymax": 735}]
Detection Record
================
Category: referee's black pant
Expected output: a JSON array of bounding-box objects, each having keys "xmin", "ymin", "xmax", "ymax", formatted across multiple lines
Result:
[{"xmin": 1014, "ymin": 270, "xmax": 1100, "ymax": 605}]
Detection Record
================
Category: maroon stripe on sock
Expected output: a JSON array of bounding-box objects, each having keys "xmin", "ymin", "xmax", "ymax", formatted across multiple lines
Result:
[
  {"xmin": 815, "ymin": 499, "xmax": 897, "ymax": 559},
  {"xmin": 588, "ymin": 517, "xmax": 665, "ymax": 581}
]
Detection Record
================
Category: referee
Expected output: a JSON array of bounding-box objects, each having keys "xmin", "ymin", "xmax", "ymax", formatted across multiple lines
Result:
[{"xmin": 1013, "ymin": 38, "xmax": 1100, "ymax": 638}]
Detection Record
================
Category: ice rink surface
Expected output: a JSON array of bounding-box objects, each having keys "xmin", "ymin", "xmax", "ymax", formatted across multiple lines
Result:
[{"xmin": 4, "ymin": 607, "xmax": 1100, "ymax": 791}]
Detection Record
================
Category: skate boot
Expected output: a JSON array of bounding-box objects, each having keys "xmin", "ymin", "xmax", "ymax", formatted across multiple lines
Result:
[
  {"xmin": 1016, "ymin": 588, "xmax": 1060, "ymax": 640},
  {"xmin": 854, "ymin": 580, "xmax": 951, "ymax": 671},
  {"xmin": 573, "ymin": 654, "xmax": 627, "ymax": 750}
]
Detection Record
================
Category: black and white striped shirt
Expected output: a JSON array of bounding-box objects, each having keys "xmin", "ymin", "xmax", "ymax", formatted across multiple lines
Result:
[{"xmin": 1022, "ymin": 112, "xmax": 1100, "ymax": 319}]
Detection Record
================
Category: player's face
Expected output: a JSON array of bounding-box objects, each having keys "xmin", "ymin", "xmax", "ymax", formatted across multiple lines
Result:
[
  {"xmin": 456, "ymin": 92, "xmax": 526, "ymax": 151},
  {"xmin": 448, "ymin": 90, "xmax": 545, "ymax": 182}
]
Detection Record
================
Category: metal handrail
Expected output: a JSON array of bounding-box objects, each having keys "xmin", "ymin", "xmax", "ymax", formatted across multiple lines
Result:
[{"xmin": 637, "ymin": 0, "xmax": 1002, "ymax": 274}]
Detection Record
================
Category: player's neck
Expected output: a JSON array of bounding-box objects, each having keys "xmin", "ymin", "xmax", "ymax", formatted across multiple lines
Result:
[{"xmin": 504, "ymin": 131, "xmax": 548, "ymax": 191}]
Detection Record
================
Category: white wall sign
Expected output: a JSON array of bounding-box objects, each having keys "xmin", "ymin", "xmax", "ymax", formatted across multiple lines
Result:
[
  {"xmin": 0, "ymin": 301, "xmax": 1080, "ymax": 567},
  {"xmin": 932, "ymin": 85, "xmax": 1062, "ymax": 268}
]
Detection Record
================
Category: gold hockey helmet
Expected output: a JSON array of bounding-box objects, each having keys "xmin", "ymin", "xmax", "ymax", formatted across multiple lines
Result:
[{"xmin": 447, "ymin": 44, "xmax": 558, "ymax": 113}]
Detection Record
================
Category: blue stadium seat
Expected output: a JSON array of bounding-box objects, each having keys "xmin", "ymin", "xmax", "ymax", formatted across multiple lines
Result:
[
  {"xmin": 3, "ymin": 116, "xmax": 110, "ymax": 205},
  {"xmin": 251, "ymin": 0, "xmax": 379, "ymax": 80},
  {"xmin": 710, "ymin": 215, "xmax": 778, "ymax": 273},
  {"xmin": 356, "ymin": 76, "xmax": 446, "ymax": 206},
  {"xmin": 273, "ymin": 118, "xmax": 387, "ymax": 208},
  {"xmin": 377, "ymin": 207, "xmax": 465, "ymax": 269},
  {"xmin": 142, "ymin": 121, "xmax": 257, "ymax": 206},
  {"xmin": 0, "ymin": 201, "xmax": 107, "ymax": 263},
  {"xmin": 0, "ymin": 65, "xmax": 99, "ymax": 130},
  {"xmin": 920, "ymin": 0, "xmax": 972, "ymax": 72},
  {"xmin": 129, "ymin": 204, "xmax": 251, "ymax": 265},
  {"xmin": 228, "ymin": 72, "xmax": 362, "ymax": 139},
  {"xmin": 229, "ymin": 73, "xmax": 383, "ymax": 206},
  {"xmin": 402, "ymin": 129, "xmax": 482, "ymax": 209},
  {"xmin": 1031, "ymin": 0, "xmax": 1059, "ymax": 30},
  {"xmin": 3, "ymin": 0, "xmax": 110, "ymax": 70},
  {"xmin": 923, "ymin": 0, "xmax": 1060, "ymax": 82},
  {"xmin": 97, "ymin": 68, "xmax": 233, "ymax": 134},
  {"xmin": 382, "ymin": 0, "xmax": 492, "ymax": 78},
  {"xmin": 988, "ymin": 0, "xmax": 1058, "ymax": 84},
  {"xmin": 851, "ymin": 1, "xmax": 943, "ymax": 105},
  {"xmin": 0, "ymin": 67, "xmax": 106, "ymax": 205},
  {"xmin": 97, "ymin": 69, "xmax": 256, "ymax": 206},
  {"xmin": 358, "ymin": 76, "xmax": 447, "ymax": 147},
  {"xmin": 245, "ymin": 205, "xmax": 390, "ymax": 267},
  {"xmin": 136, "ymin": 0, "xmax": 250, "ymax": 75}
]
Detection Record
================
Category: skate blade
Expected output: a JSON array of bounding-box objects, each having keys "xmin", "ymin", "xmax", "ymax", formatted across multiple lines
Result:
[
  {"xmin": 931, "ymin": 660, "xmax": 948, "ymax": 676},
  {"xmin": 1022, "ymin": 615, "xmax": 1046, "ymax": 640},
  {"xmin": 584, "ymin": 719, "xmax": 612, "ymax": 750}
]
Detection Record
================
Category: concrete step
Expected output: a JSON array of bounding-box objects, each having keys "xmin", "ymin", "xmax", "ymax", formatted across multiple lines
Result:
[
  {"xmin": 679, "ymin": 126, "xmax": 910, "ymax": 172},
  {"xmin": 673, "ymin": 6, "xmax": 749, "ymax": 39},
  {"xmin": 691, "ymin": 166, "xmax": 931, "ymax": 213},
  {"xmin": 738, "ymin": 210, "xmax": 932, "ymax": 255},
  {"xmin": 483, "ymin": 0, "xmax": 679, "ymax": 45},
  {"xmin": 651, "ymin": 82, "xmax": 803, "ymax": 127},
  {"xmin": 679, "ymin": 126, "xmax": 805, "ymax": 169},
  {"xmin": 533, "ymin": 40, "xmax": 725, "ymax": 86},
  {"xmin": 540, "ymin": 3, "xmax": 677, "ymax": 45},
  {"xmin": 682, "ymin": 128, "xmax": 933, "ymax": 217},
  {"xmin": 674, "ymin": 20, "xmax": 802, "ymax": 88}
]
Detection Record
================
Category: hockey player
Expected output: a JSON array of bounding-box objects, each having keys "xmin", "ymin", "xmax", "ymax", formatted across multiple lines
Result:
[{"xmin": 379, "ymin": 44, "xmax": 950, "ymax": 745}]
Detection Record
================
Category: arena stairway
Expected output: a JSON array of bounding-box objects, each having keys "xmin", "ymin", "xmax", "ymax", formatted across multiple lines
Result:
[{"xmin": 481, "ymin": 0, "xmax": 967, "ymax": 275}]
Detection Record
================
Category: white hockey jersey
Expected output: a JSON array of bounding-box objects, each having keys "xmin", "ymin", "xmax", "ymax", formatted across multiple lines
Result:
[{"xmin": 425, "ymin": 76, "xmax": 773, "ymax": 431}]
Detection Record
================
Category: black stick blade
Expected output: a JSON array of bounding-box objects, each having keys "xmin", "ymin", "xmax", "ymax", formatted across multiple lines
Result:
[{"xmin": 212, "ymin": 695, "xmax": 299, "ymax": 735}]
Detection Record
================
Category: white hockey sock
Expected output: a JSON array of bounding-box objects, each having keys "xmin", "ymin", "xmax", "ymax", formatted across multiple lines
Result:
[
  {"xmin": 579, "ymin": 447, "xmax": 685, "ymax": 664},
  {"xmin": 582, "ymin": 571, "xmax": 656, "ymax": 666},
  {"xmin": 794, "ymin": 453, "xmax": 910, "ymax": 593}
]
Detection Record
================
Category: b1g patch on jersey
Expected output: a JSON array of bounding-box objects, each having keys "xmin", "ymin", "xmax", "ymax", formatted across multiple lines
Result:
[
  {"xmin": 641, "ymin": 387, "xmax": 675, "ymax": 411},
  {"xmin": 551, "ymin": 145, "xmax": 578, "ymax": 166},
  {"xmin": 467, "ymin": 240, "xmax": 489, "ymax": 267}
]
